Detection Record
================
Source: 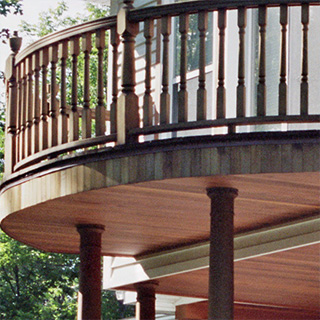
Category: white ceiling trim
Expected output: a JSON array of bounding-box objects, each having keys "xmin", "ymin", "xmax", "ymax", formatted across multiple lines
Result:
[{"xmin": 103, "ymin": 215, "xmax": 320, "ymax": 289}]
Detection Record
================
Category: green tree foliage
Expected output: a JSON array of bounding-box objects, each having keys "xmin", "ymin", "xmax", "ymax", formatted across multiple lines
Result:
[
  {"xmin": 0, "ymin": 232, "xmax": 79, "ymax": 319},
  {"xmin": 0, "ymin": 2, "xmax": 135, "ymax": 319},
  {"xmin": 0, "ymin": 0, "xmax": 23, "ymax": 41},
  {"xmin": 20, "ymin": 1, "xmax": 109, "ymax": 38},
  {"xmin": 0, "ymin": 231, "xmax": 135, "ymax": 319},
  {"xmin": 20, "ymin": 1, "xmax": 110, "ymax": 135},
  {"xmin": 0, "ymin": 0, "xmax": 22, "ymax": 16}
]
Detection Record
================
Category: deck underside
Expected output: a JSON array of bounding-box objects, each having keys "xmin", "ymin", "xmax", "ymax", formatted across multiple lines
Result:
[{"xmin": 1, "ymin": 172, "xmax": 319, "ymax": 255}]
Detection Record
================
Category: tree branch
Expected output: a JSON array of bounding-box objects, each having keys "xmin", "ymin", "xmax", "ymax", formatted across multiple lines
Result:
[{"xmin": 1, "ymin": 265, "xmax": 16, "ymax": 296}]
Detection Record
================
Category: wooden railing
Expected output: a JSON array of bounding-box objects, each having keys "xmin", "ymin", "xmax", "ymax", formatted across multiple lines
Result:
[{"xmin": 4, "ymin": 0, "xmax": 320, "ymax": 178}]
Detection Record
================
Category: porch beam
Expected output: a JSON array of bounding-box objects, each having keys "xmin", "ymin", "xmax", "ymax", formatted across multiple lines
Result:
[{"xmin": 104, "ymin": 216, "xmax": 320, "ymax": 289}]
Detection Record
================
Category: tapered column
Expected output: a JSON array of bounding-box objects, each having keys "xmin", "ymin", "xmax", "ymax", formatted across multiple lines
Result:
[
  {"xmin": 77, "ymin": 224, "xmax": 104, "ymax": 320},
  {"xmin": 135, "ymin": 281, "xmax": 158, "ymax": 320},
  {"xmin": 206, "ymin": 187, "xmax": 238, "ymax": 320}
]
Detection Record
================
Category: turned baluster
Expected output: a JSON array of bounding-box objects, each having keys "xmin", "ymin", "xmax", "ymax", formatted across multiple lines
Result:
[
  {"xmin": 160, "ymin": 16, "xmax": 171, "ymax": 125},
  {"xmin": 197, "ymin": 11, "xmax": 208, "ymax": 121},
  {"xmin": 32, "ymin": 52, "xmax": 40, "ymax": 154},
  {"xmin": 49, "ymin": 45, "xmax": 58, "ymax": 147},
  {"xmin": 237, "ymin": 7, "xmax": 246, "ymax": 118},
  {"xmin": 25, "ymin": 57, "xmax": 33, "ymax": 157},
  {"xmin": 278, "ymin": 4, "xmax": 288, "ymax": 116},
  {"xmin": 301, "ymin": 3, "xmax": 309, "ymax": 115},
  {"xmin": 257, "ymin": 6, "xmax": 267, "ymax": 117},
  {"xmin": 40, "ymin": 48, "xmax": 49, "ymax": 151},
  {"xmin": 143, "ymin": 18, "xmax": 154, "ymax": 127},
  {"xmin": 58, "ymin": 40, "xmax": 68, "ymax": 144},
  {"xmin": 69, "ymin": 37, "xmax": 80, "ymax": 142},
  {"xmin": 96, "ymin": 29, "xmax": 106, "ymax": 137},
  {"xmin": 217, "ymin": 9, "xmax": 226, "ymax": 119},
  {"xmin": 110, "ymin": 27, "xmax": 120, "ymax": 134},
  {"xmin": 82, "ymin": 33, "xmax": 92, "ymax": 139},
  {"xmin": 178, "ymin": 13, "xmax": 189, "ymax": 123}
]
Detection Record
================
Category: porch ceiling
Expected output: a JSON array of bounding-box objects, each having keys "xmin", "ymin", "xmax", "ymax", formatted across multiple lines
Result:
[
  {"xmin": 117, "ymin": 243, "xmax": 320, "ymax": 312},
  {"xmin": 1, "ymin": 171, "xmax": 319, "ymax": 255}
]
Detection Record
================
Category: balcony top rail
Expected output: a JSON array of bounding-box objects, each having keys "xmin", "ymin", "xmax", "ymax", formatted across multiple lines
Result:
[
  {"xmin": 3, "ymin": 0, "xmax": 320, "ymax": 181},
  {"xmin": 129, "ymin": 0, "xmax": 318, "ymax": 21},
  {"xmin": 14, "ymin": 16, "xmax": 117, "ymax": 64}
]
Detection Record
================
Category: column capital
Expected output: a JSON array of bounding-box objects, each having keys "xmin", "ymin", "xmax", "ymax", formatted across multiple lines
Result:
[
  {"xmin": 134, "ymin": 280, "xmax": 159, "ymax": 299},
  {"xmin": 77, "ymin": 224, "xmax": 105, "ymax": 247},
  {"xmin": 77, "ymin": 224, "xmax": 105, "ymax": 232},
  {"xmin": 134, "ymin": 281, "xmax": 159, "ymax": 320},
  {"xmin": 206, "ymin": 187, "xmax": 238, "ymax": 200}
]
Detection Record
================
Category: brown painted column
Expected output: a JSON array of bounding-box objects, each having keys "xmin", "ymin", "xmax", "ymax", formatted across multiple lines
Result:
[
  {"xmin": 135, "ymin": 281, "xmax": 158, "ymax": 320},
  {"xmin": 77, "ymin": 224, "xmax": 104, "ymax": 320},
  {"xmin": 206, "ymin": 187, "xmax": 238, "ymax": 320}
]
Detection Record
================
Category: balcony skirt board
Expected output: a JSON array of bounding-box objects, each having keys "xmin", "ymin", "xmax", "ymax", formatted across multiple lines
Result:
[{"xmin": 0, "ymin": 132, "xmax": 319, "ymax": 255}]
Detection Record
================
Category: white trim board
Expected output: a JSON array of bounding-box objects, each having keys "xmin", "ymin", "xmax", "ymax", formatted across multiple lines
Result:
[{"xmin": 103, "ymin": 215, "xmax": 320, "ymax": 290}]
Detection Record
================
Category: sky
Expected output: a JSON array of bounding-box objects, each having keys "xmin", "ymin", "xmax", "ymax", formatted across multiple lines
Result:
[{"xmin": 0, "ymin": 0, "xmax": 88, "ymax": 100}]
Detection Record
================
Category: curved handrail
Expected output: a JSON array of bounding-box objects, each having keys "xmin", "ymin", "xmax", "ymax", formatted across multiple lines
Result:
[
  {"xmin": 129, "ymin": 0, "xmax": 318, "ymax": 21},
  {"xmin": 129, "ymin": 115, "xmax": 320, "ymax": 136},
  {"xmin": 15, "ymin": 15, "xmax": 117, "ymax": 64},
  {"xmin": 4, "ymin": 0, "xmax": 320, "ymax": 180}
]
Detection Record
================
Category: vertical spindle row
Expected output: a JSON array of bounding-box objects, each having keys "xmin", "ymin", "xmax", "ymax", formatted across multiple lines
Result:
[
  {"xmin": 217, "ymin": 9, "xmax": 226, "ymax": 119},
  {"xmin": 257, "ymin": 6, "xmax": 267, "ymax": 117},
  {"xmin": 279, "ymin": 4, "xmax": 288, "ymax": 116},
  {"xmin": 82, "ymin": 33, "xmax": 92, "ymax": 139},
  {"xmin": 300, "ymin": 3, "xmax": 309, "ymax": 115},
  {"xmin": 49, "ymin": 45, "xmax": 58, "ymax": 147},
  {"xmin": 32, "ymin": 52, "xmax": 40, "ymax": 154},
  {"xmin": 110, "ymin": 27, "xmax": 119, "ymax": 134},
  {"xmin": 237, "ymin": 7, "xmax": 246, "ymax": 118},
  {"xmin": 25, "ymin": 57, "xmax": 33, "ymax": 156},
  {"xmin": 58, "ymin": 41, "xmax": 68, "ymax": 144},
  {"xmin": 96, "ymin": 29, "xmax": 106, "ymax": 136},
  {"xmin": 178, "ymin": 13, "xmax": 189, "ymax": 123},
  {"xmin": 197, "ymin": 11, "xmax": 208, "ymax": 121},
  {"xmin": 40, "ymin": 48, "xmax": 49, "ymax": 151},
  {"xmin": 160, "ymin": 16, "xmax": 171, "ymax": 125},
  {"xmin": 70, "ymin": 37, "xmax": 80, "ymax": 142},
  {"xmin": 143, "ymin": 18, "xmax": 154, "ymax": 127}
]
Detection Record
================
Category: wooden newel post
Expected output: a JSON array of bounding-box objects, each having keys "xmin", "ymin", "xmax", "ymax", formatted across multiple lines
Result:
[
  {"xmin": 77, "ymin": 224, "xmax": 104, "ymax": 320},
  {"xmin": 135, "ymin": 281, "xmax": 158, "ymax": 320},
  {"xmin": 117, "ymin": 5, "xmax": 139, "ymax": 144},
  {"xmin": 206, "ymin": 187, "xmax": 238, "ymax": 320},
  {"xmin": 4, "ymin": 31, "xmax": 22, "ymax": 178}
]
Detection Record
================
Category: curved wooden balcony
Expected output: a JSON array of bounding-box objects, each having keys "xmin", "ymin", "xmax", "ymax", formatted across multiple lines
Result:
[
  {"xmin": 1, "ymin": 1, "xmax": 320, "ymax": 317},
  {"xmin": 3, "ymin": 0, "xmax": 319, "ymax": 181}
]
